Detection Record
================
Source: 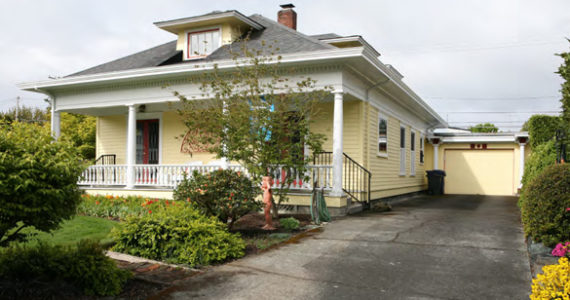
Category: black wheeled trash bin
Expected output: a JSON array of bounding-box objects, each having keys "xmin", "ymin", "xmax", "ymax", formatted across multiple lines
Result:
[{"xmin": 426, "ymin": 170, "xmax": 446, "ymax": 195}]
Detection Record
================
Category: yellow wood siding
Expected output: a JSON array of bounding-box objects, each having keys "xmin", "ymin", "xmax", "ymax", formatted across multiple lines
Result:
[
  {"xmin": 96, "ymin": 112, "xmax": 216, "ymax": 165},
  {"xmin": 364, "ymin": 103, "xmax": 427, "ymax": 198},
  {"xmin": 310, "ymin": 101, "xmax": 363, "ymax": 162},
  {"xmin": 161, "ymin": 111, "xmax": 215, "ymax": 164},
  {"xmin": 96, "ymin": 115, "xmax": 126, "ymax": 164}
]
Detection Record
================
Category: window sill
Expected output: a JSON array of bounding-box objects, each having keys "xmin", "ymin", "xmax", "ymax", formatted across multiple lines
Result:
[
  {"xmin": 377, "ymin": 153, "xmax": 388, "ymax": 158},
  {"xmin": 399, "ymin": 174, "xmax": 406, "ymax": 177}
]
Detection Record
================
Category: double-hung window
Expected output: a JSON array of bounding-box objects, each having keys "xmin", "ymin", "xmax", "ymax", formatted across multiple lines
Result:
[
  {"xmin": 400, "ymin": 126, "xmax": 406, "ymax": 175},
  {"xmin": 410, "ymin": 131, "xmax": 416, "ymax": 176},
  {"xmin": 420, "ymin": 134, "xmax": 425, "ymax": 164},
  {"xmin": 187, "ymin": 28, "xmax": 220, "ymax": 59},
  {"xmin": 378, "ymin": 114, "xmax": 388, "ymax": 156}
]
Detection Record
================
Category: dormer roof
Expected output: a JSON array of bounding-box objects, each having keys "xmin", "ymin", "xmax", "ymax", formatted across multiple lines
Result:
[
  {"xmin": 154, "ymin": 10, "xmax": 264, "ymax": 34},
  {"xmin": 313, "ymin": 34, "xmax": 381, "ymax": 57}
]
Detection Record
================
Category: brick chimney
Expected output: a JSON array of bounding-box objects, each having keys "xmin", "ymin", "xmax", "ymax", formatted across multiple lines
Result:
[{"xmin": 278, "ymin": 4, "xmax": 297, "ymax": 30}]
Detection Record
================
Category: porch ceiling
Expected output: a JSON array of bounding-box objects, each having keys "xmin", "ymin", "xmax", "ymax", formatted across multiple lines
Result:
[{"xmin": 61, "ymin": 101, "xmax": 181, "ymax": 116}]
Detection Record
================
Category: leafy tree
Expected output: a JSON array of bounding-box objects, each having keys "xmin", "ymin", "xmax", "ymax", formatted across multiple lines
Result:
[
  {"xmin": 57, "ymin": 112, "xmax": 96, "ymax": 160},
  {"xmin": 174, "ymin": 41, "xmax": 328, "ymax": 218},
  {"xmin": 0, "ymin": 105, "xmax": 48, "ymax": 125},
  {"xmin": 557, "ymin": 40, "xmax": 570, "ymax": 128},
  {"xmin": 1, "ymin": 105, "xmax": 96, "ymax": 160},
  {"xmin": 469, "ymin": 123, "xmax": 499, "ymax": 133},
  {"xmin": 0, "ymin": 122, "xmax": 85, "ymax": 246}
]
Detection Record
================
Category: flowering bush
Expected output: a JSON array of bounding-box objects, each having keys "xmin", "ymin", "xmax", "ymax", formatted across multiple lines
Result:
[
  {"xmin": 112, "ymin": 205, "xmax": 245, "ymax": 266},
  {"xmin": 530, "ymin": 257, "xmax": 570, "ymax": 300},
  {"xmin": 173, "ymin": 169, "xmax": 260, "ymax": 229},
  {"xmin": 77, "ymin": 194, "xmax": 178, "ymax": 220},
  {"xmin": 553, "ymin": 242, "xmax": 570, "ymax": 257}
]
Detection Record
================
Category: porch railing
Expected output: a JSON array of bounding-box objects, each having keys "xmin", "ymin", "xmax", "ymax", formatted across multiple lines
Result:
[
  {"xmin": 78, "ymin": 164, "xmax": 333, "ymax": 190},
  {"xmin": 314, "ymin": 152, "xmax": 371, "ymax": 203}
]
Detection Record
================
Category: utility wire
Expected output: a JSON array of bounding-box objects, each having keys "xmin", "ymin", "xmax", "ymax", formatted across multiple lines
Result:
[
  {"xmin": 442, "ymin": 111, "xmax": 560, "ymax": 114},
  {"xmin": 385, "ymin": 39, "xmax": 567, "ymax": 55},
  {"xmin": 426, "ymin": 95, "xmax": 559, "ymax": 101}
]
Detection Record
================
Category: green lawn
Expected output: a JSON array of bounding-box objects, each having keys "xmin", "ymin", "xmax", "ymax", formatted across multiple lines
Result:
[{"xmin": 21, "ymin": 216, "xmax": 119, "ymax": 247}]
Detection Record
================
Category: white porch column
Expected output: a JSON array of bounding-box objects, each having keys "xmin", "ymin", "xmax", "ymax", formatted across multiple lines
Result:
[
  {"xmin": 126, "ymin": 105, "xmax": 137, "ymax": 188},
  {"xmin": 50, "ymin": 109, "xmax": 61, "ymax": 140},
  {"xmin": 433, "ymin": 144, "xmax": 439, "ymax": 170},
  {"xmin": 332, "ymin": 90, "xmax": 344, "ymax": 196},
  {"xmin": 519, "ymin": 142, "xmax": 526, "ymax": 188}
]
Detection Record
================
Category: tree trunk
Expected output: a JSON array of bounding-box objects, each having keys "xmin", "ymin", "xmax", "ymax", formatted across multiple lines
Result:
[{"xmin": 270, "ymin": 195, "xmax": 279, "ymax": 219}]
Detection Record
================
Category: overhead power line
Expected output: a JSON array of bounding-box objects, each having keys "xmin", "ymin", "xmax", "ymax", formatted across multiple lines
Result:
[
  {"xmin": 386, "ymin": 39, "xmax": 567, "ymax": 55},
  {"xmin": 449, "ymin": 121, "xmax": 530, "ymax": 124},
  {"xmin": 442, "ymin": 111, "xmax": 560, "ymax": 114},
  {"xmin": 427, "ymin": 95, "xmax": 559, "ymax": 101}
]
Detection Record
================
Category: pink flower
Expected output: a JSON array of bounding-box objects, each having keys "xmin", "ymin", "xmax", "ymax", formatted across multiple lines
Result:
[
  {"xmin": 566, "ymin": 207, "xmax": 570, "ymax": 212},
  {"xmin": 551, "ymin": 242, "xmax": 570, "ymax": 257}
]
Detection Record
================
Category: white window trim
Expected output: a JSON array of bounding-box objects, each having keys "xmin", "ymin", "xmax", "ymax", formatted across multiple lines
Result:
[
  {"xmin": 419, "ymin": 133, "xmax": 425, "ymax": 165},
  {"xmin": 377, "ymin": 112, "xmax": 388, "ymax": 158},
  {"xmin": 399, "ymin": 125, "xmax": 406, "ymax": 176},
  {"xmin": 184, "ymin": 26, "xmax": 222, "ymax": 61},
  {"xmin": 410, "ymin": 130, "xmax": 416, "ymax": 177}
]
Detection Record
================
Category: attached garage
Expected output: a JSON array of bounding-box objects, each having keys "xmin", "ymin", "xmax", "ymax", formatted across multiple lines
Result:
[
  {"xmin": 426, "ymin": 132, "xmax": 530, "ymax": 196},
  {"xmin": 444, "ymin": 149, "xmax": 514, "ymax": 195}
]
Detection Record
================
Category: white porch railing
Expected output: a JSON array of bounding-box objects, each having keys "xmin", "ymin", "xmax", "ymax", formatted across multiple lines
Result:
[{"xmin": 78, "ymin": 164, "xmax": 333, "ymax": 190}]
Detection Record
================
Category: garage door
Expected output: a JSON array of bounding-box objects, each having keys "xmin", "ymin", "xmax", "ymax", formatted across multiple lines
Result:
[{"xmin": 444, "ymin": 149, "xmax": 514, "ymax": 195}]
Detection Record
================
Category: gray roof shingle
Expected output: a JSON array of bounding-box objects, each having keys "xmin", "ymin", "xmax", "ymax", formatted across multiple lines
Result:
[
  {"xmin": 68, "ymin": 13, "xmax": 336, "ymax": 77},
  {"xmin": 68, "ymin": 40, "xmax": 180, "ymax": 77}
]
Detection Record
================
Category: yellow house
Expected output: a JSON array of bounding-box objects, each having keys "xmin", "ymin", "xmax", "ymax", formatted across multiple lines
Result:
[{"xmin": 18, "ymin": 5, "xmax": 529, "ymax": 215}]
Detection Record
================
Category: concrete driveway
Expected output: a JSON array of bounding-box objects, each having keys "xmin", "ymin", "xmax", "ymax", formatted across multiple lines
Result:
[{"xmin": 153, "ymin": 195, "xmax": 531, "ymax": 299}]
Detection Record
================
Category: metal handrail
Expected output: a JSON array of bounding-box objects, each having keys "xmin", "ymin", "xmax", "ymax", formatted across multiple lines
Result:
[
  {"xmin": 314, "ymin": 151, "xmax": 372, "ymax": 204},
  {"xmin": 94, "ymin": 154, "xmax": 116, "ymax": 165}
]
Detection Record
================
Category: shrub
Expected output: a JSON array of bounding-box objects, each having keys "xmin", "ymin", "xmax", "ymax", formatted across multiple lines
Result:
[
  {"xmin": 279, "ymin": 217, "xmax": 300, "ymax": 230},
  {"xmin": 0, "ymin": 240, "xmax": 131, "ymax": 296},
  {"xmin": 521, "ymin": 164, "xmax": 570, "ymax": 247},
  {"xmin": 78, "ymin": 194, "xmax": 176, "ymax": 220},
  {"xmin": 112, "ymin": 205, "xmax": 245, "ymax": 266},
  {"xmin": 530, "ymin": 257, "xmax": 570, "ymax": 300},
  {"xmin": 0, "ymin": 122, "xmax": 84, "ymax": 246},
  {"xmin": 173, "ymin": 169, "xmax": 260, "ymax": 228},
  {"xmin": 521, "ymin": 140, "xmax": 557, "ymax": 187},
  {"xmin": 523, "ymin": 115, "xmax": 562, "ymax": 148}
]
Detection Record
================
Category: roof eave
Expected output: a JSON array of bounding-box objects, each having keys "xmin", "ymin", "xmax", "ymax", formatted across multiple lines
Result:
[
  {"xmin": 154, "ymin": 11, "xmax": 264, "ymax": 34},
  {"xmin": 18, "ymin": 48, "xmax": 365, "ymax": 91}
]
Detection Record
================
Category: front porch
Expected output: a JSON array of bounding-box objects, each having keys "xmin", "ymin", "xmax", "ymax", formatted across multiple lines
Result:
[{"xmin": 78, "ymin": 163, "xmax": 333, "ymax": 191}]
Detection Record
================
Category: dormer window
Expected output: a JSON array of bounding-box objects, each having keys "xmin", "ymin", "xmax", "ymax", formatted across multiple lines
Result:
[{"xmin": 187, "ymin": 28, "xmax": 220, "ymax": 59}]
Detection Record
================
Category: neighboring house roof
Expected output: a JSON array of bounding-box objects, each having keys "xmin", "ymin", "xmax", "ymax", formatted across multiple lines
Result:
[
  {"xmin": 69, "ymin": 14, "xmax": 334, "ymax": 77},
  {"xmin": 431, "ymin": 131, "xmax": 529, "ymax": 143}
]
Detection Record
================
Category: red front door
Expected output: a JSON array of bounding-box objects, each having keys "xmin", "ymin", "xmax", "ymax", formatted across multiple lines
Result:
[{"xmin": 136, "ymin": 119, "xmax": 159, "ymax": 164}]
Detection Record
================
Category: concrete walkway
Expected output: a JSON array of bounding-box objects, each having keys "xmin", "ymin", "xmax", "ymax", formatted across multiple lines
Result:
[{"xmin": 152, "ymin": 195, "xmax": 531, "ymax": 299}]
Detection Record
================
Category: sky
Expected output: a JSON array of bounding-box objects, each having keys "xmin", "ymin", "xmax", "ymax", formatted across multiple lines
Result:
[{"xmin": 1, "ymin": 0, "xmax": 569, "ymax": 131}]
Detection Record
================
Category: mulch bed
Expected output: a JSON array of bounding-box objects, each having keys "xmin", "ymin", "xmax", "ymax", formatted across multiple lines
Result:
[{"xmin": 231, "ymin": 212, "xmax": 312, "ymax": 235}]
